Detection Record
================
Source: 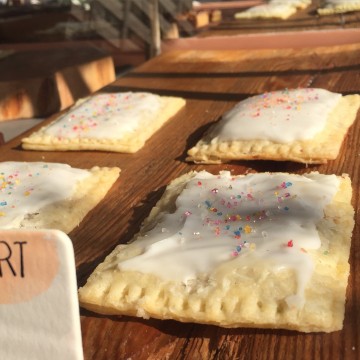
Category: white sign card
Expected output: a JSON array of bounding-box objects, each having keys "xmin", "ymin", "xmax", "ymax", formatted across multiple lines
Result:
[{"xmin": 0, "ymin": 229, "xmax": 83, "ymax": 360}]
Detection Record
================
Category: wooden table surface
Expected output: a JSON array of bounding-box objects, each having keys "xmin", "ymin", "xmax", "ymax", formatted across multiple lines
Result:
[
  {"xmin": 199, "ymin": 0, "xmax": 360, "ymax": 36},
  {"xmin": 1, "ymin": 42, "xmax": 359, "ymax": 359}
]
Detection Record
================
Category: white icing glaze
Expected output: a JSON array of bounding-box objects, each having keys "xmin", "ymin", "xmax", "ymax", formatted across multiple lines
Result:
[
  {"xmin": 43, "ymin": 92, "xmax": 163, "ymax": 140},
  {"xmin": 239, "ymin": 3, "xmax": 296, "ymax": 14},
  {"xmin": 211, "ymin": 88, "xmax": 341, "ymax": 143},
  {"xmin": 0, "ymin": 162, "xmax": 90, "ymax": 229},
  {"xmin": 119, "ymin": 171, "xmax": 339, "ymax": 308}
]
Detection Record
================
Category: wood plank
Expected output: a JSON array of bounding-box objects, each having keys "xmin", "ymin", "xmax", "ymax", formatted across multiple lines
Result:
[
  {"xmin": 162, "ymin": 28, "xmax": 360, "ymax": 52},
  {"xmin": 1, "ymin": 42, "xmax": 359, "ymax": 359},
  {"xmin": 0, "ymin": 47, "xmax": 115, "ymax": 120}
]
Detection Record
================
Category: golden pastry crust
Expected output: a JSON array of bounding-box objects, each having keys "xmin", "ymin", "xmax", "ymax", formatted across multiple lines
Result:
[
  {"xmin": 187, "ymin": 94, "xmax": 360, "ymax": 164},
  {"xmin": 21, "ymin": 94, "xmax": 185, "ymax": 153},
  {"xmin": 78, "ymin": 172, "xmax": 354, "ymax": 332}
]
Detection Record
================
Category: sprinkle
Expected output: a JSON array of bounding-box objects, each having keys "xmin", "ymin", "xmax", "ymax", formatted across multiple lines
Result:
[
  {"xmin": 184, "ymin": 211, "xmax": 192, "ymax": 216},
  {"xmin": 244, "ymin": 225, "xmax": 252, "ymax": 234},
  {"xmin": 197, "ymin": 181, "xmax": 202, "ymax": 186},
  {"xmin": 0, "ymin": 211, "xmax": 5, "ymax": 216},
  {"xmin": 232, "ymin": 251, "xmax": 239, "ymax": 257},
  {"xmin": 287, "ymin": 240, "xmax": 293, "ymax": 247},
  {"xmin": 211, "ymin": 188, "xmax": 218, "ymax": 194},
  {"xmin": 323, "ymin": 251, "xmax": 329, "ymax": 255},
  {"xmin": 0, "ymin": 201, "xmax": 6, "ymax": 206},
  {"xmin": 279, "ymin": 181, "xmax": 293, "ymax": 189}
]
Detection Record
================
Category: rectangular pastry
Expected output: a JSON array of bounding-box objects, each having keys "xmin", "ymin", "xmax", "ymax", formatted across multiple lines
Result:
[
  {"xmin": 21, "ymin": 92, "xmax": 186, "ymax": 153},
  {"xmin": 234, "ymin": 4, "xmax": 298, "ymax": 20},
  {"xmin": 78, "ymin": 171, "xmax": 354, "ymax": 332},
  {"xmin": 269, "ymin": 0, "xmax": 311, "ymax": 9},
  {"xmin": 317, "ymin": 0, "xmax": 360, "ymax": 15},
  {"xmin": 187, "ymin": 88, "xmax": 360, "ymax": 164},
  {"xmin": 0, "ymin": 161, "xmax": 120, "ymax": 233}
]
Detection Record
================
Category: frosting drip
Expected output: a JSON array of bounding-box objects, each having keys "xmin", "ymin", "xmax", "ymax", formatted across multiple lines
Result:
[
  {"xmin": 119, "ymin": 171, "xmax": 339, "ymax": 307},
  {"xmin": 212, "ymin": 88, "xmax": 341, "ymax": 143},
  {"xmin": 44, "ymin": 92, "xmax": 163, "ymax": 140},
  {"xmin": 0, "ymin": 162, "xmax": 90, "ymax": 228}
]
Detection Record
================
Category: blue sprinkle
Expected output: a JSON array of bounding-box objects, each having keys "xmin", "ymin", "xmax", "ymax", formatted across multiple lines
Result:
[
  {"xmin": 0, "ymin": 201, "xmax": 7, "ymax": 206},
  {"xmin": 236, "ymin": 246, "xmax": 242, "ymax": 252}
]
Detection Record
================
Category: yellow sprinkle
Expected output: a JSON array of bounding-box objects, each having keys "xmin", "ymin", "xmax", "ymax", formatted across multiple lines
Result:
[
  {"xmin": 250, "ymin": 243, "xmax": 256, "ymax": 250},
  {"xmin": 24, "ymin": 191, "xmax": 31, "ymax": 196},
  {"xmin": 0, "ymin": 212, "xmax": 5, "ymax": 217},
  {"xmin": 244, "ymin": 225, "xmax": 252, "ymax": 234}
]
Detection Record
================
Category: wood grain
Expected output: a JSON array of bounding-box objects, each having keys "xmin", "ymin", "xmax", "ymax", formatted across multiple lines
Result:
[{"xmin": 0, "ymin": 42, "xmax": 359, "ymax": 360}]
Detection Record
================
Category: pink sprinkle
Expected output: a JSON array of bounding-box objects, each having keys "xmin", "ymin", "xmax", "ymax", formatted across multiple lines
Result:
[
  {"xmin": 184, "ymin": 211, "xmax": 192, "ymax": 216},
  {"xmin": 287, "ymin": 240, "xmax": 293, "ymax": 247}
]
